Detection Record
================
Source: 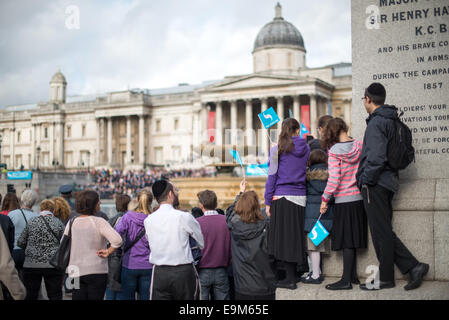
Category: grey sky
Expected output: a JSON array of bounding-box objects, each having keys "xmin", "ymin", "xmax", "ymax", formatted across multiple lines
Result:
[{"xmin": 0, "ymin": 0, "xmax": 351, "ymax": 108}]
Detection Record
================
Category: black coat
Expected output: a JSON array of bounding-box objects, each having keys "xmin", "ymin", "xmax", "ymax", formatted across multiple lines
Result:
[
  {"xmin": 356, "ymin": 105, "xmax": 400, "ymax": 193},
  {"xmin": 226, "ymin": 195, "xmax": 276, "ymax": 296},
  {"xmin": 0, "ymin": 215, "xmax": 14, "ymax": 254},
  {"xmin": 304, "ymin": 164, "xmax": 334, "ymax": 233},
  {"xmin": 106, "ymin": 212, "xmax": 126, "ymax": 292}
]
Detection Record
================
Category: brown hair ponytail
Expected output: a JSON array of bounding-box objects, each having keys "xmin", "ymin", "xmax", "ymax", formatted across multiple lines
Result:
[
  {"xmin": 321, "ymin": 118, "xmax": 349, "ymax": 150},
  {"xmin": 278, "ymin": 118, "xmax": 300, "ymax": 156}
]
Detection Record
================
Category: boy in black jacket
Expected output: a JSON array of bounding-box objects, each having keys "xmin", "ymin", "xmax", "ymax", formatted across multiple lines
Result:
[{"xmin": 356, "ymin": 82, "xmax": 429, "ymax": 291}]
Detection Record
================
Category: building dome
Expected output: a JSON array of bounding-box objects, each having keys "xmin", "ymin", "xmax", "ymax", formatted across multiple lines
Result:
[
  {"xmin": 253, "ymin": 3, "xmax": 305, "ymax": 53},
  {"xmin": 50, "ymin": 68, "xmax": 67, "ymax": 84}
]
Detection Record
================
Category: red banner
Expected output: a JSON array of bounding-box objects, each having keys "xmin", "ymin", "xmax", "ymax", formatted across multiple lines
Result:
[
  {"xmin": 301, "ymin": 105, "xmax": 310, "ymax": 139},
  {"xmin": 208, "ymin": 111, "xmax": 216, "ymax": 143}
]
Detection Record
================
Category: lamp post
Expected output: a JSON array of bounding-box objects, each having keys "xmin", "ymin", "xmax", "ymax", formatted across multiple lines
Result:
[
  {"xmin": 36, "ymin": 146, "xmax": 41, "ymax": 171},
  {"xmin": 52, "ymin": 160, "xmax": 59, "ymax": 173}
]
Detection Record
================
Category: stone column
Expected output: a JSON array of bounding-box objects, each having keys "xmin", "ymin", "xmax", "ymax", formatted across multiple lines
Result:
[
  {"xmin": 96, "ymin": 118, "xmax": 101, "ymax": 166},
  {"xmin": 277, "ymin": 96, "xmax": 284, "ymax": 129},
  {"xmin": 31, "ymin": 124, "xmax": 36, "ymax": 169},
  {"xmin": 139, "ymin": 115, "xmax": 145, "ymax": 165},
  {"xmin": 245, "ymin": 99, "xmax": 253, "ymax": 145},
  {"xmin": 215, "ymin": 101, "xmax": 223, "ymax": 145},
  {"xmin": 193, "ymin": 110, "xmax": 200, "ymax": 148},
  {"xmin": 293, "ymin": 95, "xmax": 300, "ymax": 123},
  {"xmin": 260, "ymin": 98, "xmax": 269, "ymax": 158},
  {"xmin": 9, "ymin": 128, "xmax": 14, "ymax": 169},
  {"xmin": 126, "ymin": 116, "xmax": 132, "ymax": 164},
  {"xmin": 230, "ymin": 100, "xmax": 237, "ymax": 145},
  {"xmin": 310, "ymin": 94, "xmax": 318, "ymax": 138},
  {"xmin": 57, "ymin": 122, "xmax": 64, "ymax": 167},
  {"xmin": 36, "ymin": 124, "xmax": 41, "ymax": 169},
  {"xmin": 49, "ymin": 122, "xmax": 54, "ymax": 168},
  {"xmin": 107, "ymin": 117, "xmax": 113, "ymax": 165},
  {"xmin": 200, "ymin": 103, "xmax": 208, "ymax": 135}
]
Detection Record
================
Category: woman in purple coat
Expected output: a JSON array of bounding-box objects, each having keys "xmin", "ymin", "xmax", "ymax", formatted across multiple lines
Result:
[
  {"xmin": 265, "ymin": 118, "xmax": 310, "ymax": 290},
  {"xmin": 115, "ymin": 190, "xmax": 153, "ymax": 300}
]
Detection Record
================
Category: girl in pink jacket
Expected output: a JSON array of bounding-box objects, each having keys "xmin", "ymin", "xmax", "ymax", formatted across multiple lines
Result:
[{"xmin": 320, "ymin": 118, "xmax": 368, "ymax": 291}]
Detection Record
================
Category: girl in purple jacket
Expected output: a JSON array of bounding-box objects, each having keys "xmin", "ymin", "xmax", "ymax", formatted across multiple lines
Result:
[{"xmin": 265, "ymin": 118, "xmax": 310, "ymax": 290}]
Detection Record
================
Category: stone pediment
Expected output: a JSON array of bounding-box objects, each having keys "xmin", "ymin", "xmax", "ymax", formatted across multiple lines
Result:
[{"xmin": 203, "ymin": 74, "xmax": 307, "ymax": 92}]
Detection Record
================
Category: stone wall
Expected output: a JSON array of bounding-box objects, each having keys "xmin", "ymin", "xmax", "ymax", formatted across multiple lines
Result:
[{"xmin": 329, "ymin": 0, "xmax": 449, "ymax": 281}]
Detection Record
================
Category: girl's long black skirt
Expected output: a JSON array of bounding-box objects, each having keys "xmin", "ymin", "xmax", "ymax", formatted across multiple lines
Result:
[
  {"xmin": 331, "ymin": 200, "xmax": 368, "ymax": 251},
  {"xmin": 268, "ymin": 197, "xmax": 307, "ymax": 265}
]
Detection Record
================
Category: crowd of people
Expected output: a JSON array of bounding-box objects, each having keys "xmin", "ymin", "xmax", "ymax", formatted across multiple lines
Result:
[
  {"xmin": 86, "ymin": 168, "xmax": 216, "ymax": 199},
  {"xmin": 0, "ymin": 83, "xmax": 429, "ymax": 301}
]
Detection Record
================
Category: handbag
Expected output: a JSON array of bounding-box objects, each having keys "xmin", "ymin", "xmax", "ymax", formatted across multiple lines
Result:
[
  {"xmin": 308, "ymin": 214, "xmax": 329, "ymax": 247},
  {"xmin": 50, "ymin": 217, "xmax": 77, "ymax": 272},
  {"xmin": 111, "ymin": 228, "xmax": 146, "ymax": 283}
]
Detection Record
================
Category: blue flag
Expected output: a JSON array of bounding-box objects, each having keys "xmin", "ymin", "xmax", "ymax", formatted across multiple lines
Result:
[
  {"xmin": 258, "ymin": 107, "xmax": 280, "ymax": 129},
  {"xmin": 308, "ymin": 219, "xmax": 329, "ymax": 246},
  {"xmin": 246, "ymin": 162, "xmax": 268, "ymax": 176},
  {"xmin": 229, "ymin": 149, "xmax": 243, "ymax": 167},
  {"xmin": 288, "ymin": 109, "xmax": 293, "ymax": 118},
  {"xmin": 300, "ymin": 122, "xmax": 309, "ymax": 136}
]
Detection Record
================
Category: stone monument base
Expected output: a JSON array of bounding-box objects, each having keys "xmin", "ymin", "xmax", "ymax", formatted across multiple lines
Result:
[{"xmin": 276, "ymin": 277, "xmax": 449, "ymax": 300}]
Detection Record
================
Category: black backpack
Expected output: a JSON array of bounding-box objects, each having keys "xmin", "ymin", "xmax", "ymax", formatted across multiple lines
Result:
[{"xmin": 387, "ymin": 111, "xmax": 415, "ymax": 170}]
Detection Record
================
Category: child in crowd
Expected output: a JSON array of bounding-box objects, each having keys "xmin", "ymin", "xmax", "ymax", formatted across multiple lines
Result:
[{"xmin": 302, "ymin": 149, "xmax": 334, "ymax": 284}]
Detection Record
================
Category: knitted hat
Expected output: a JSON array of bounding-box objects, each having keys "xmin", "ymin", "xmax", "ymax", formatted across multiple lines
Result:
[{"xmin": 152, "ymin": 180, "xmax": 169, "ymax": 199}]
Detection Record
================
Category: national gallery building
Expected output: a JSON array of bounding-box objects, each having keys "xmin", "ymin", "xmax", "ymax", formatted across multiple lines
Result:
[{"xmin": 0, "ymin": 4, "xmax": 352, "ymax": 171}]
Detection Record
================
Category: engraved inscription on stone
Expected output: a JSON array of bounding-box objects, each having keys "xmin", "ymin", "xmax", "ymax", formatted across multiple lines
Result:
[{"xmin": 352, "ymin": 0, "xmax": 449, "ymax": 179}]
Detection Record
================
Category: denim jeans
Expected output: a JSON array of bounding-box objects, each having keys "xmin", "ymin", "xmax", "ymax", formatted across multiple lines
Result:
[
  {"xmin": 117, "ymin": 267, "xmax": 152, "ymax": 300},
  {"xmin": 198, "ymin": 267, "xmax": 230, "ymax": 300},
  {"xmin": 105, "ymin": 288, "xmax": 120, "ymax": 300}
]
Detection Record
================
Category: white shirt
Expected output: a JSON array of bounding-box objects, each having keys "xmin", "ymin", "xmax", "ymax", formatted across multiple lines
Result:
[{"xmin": 144, "ymin": 204, "xmax": 204, "ymax": 266}]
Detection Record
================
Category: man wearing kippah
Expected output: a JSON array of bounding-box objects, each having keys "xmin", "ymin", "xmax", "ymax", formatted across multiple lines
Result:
[
  {"xmin": 356, "ymin": 82, "xmax": 429, "ymax": 291},
  {"xmin": 144, "ymin": 180, "xmax": 204, "ymax": 300}
]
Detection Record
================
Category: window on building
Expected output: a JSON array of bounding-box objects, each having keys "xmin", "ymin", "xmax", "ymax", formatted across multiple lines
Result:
[
  {"xmin": 82, "ymin": 124, "xmax": 86, "ymax": 137},
  {"xmin": 155, "ymin": 147, "xmax": 163, "ymax": 164},
  {"xmin": 287, "ymin": 52, "xmax": 292, "ymax": 68},
  {"xmin": 44, "ymin": 127, "xmax": 48, "ymax": 139},
  {"xmin": 174, "ymin": 118, "xmax": 179, "ymax": 131},
  {"xmin": 17, "ymin": 131, "xmax": 21, "ymax": 143},
  {"xmin": 172, "ymin": 146, "xmax": 181, "ymax": 160},
  {"xmin": 156, "ymin": 119, "xmax": 161, "ymax": 132},
  {"xmin": 67, "ymin": 125, "xmax": 71, "ymax": 138}
]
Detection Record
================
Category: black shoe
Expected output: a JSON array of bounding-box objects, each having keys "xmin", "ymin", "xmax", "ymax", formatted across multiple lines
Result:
[
  {"xmin": 351, "ymin": 278, "xmax": 360, "ymax": 285},
  {"xmin": 404, "ymin": 263, "xmax": 429, "ymax": 291},
  {"xmin": 301, "ymin": 273, "xmax": 324, "ymax": 284},
  {"xmin": 359, "ymin": 280, "xmax": 395, "ymax": 291},
  {"xmin": 325, "ymin": 280, "xmax": 352, "ymax": 290},
  {"xmin": 276, "ymin": 280, "xmax": 297, "ymax": 290}
]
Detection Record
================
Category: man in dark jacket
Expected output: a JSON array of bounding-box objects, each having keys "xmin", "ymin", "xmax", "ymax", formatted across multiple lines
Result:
[{"xmin": 356, "ymin": 82, "xmax": 428, "ymax": 291}]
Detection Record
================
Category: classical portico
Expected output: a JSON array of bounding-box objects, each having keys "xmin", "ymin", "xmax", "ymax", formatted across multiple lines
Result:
[{"xmin": 199, "ymin": 74, "xmax": 334, "ymax": 157}]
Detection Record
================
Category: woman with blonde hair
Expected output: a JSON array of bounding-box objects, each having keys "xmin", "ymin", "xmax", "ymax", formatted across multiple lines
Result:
[
  {"xmin": 51, "ymin": 197, "xmax": 71, "ymax": 224},
  {"xmin": 115, "ymin": 190, "xmax": 153, "ymax": 300}
]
